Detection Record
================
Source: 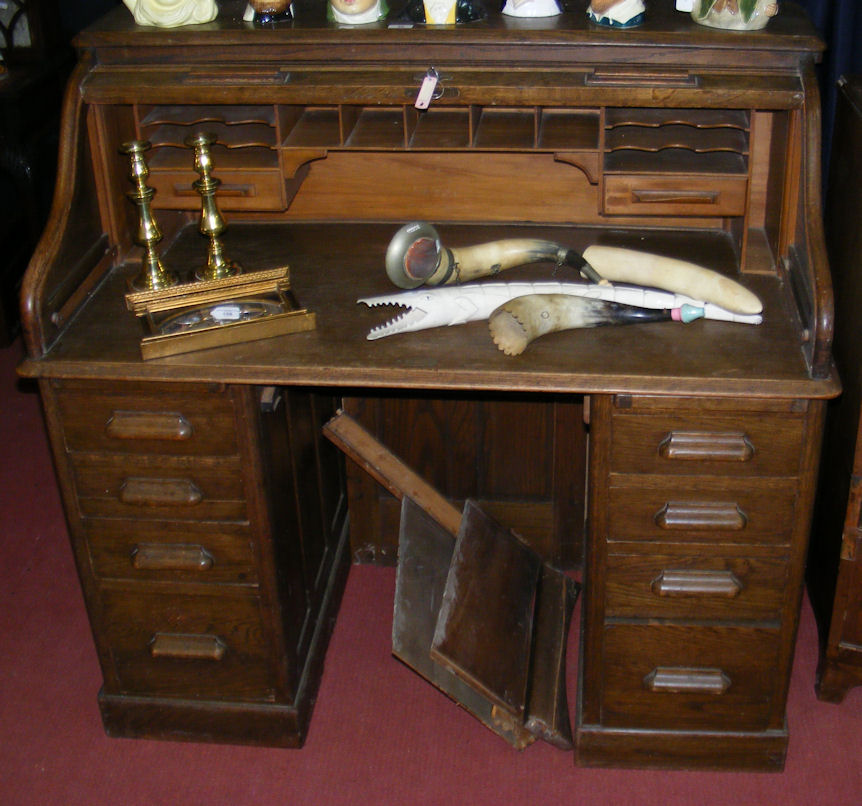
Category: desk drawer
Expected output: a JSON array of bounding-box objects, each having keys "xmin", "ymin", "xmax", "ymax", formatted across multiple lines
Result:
[
  {"xmin": 149, "ymin": 167, "xmax": 286, "ymax": 212},
  {"xmin": 605, "ymin": 551, "xmax": 787, "ymax": 621},
  {"xmin": 600, "ymin": 623, "xmax": 779, "ymax": 731},
  {"xmin": 609, "ymin": 412, "xmax": 804, "ymax": 477},
  {"xmin": 72, "ymin": 455, "xmax": 247, "ymax": 521},
  {"xmin": 100, "ymin": 588, "xmax": 276, "ymax": 701},
  {"xmin": 85, "ymin": 518, "xmax": 257, "ymax": 585},
  {"xmin": 55, "ymin": 383, "xmax": 238, "ymax": 457},
  {"xmin": 608, "ymin": 475, "xmax": 797, "ymax": 544},
  {"xmin": 603, "ymin": 174, "xmax": 748, "ymax": 217}
]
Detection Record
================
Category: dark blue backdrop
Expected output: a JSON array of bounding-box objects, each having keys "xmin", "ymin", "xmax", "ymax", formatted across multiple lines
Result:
[{"xmin": 797, "ymin": 0, "xmax": 862, "ymax": 174}]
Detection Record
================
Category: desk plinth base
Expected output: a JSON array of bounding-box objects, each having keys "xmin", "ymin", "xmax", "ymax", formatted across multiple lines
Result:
[
  {"xmin": 575, "ymin": 722, "xmax": 788, "ymax": 771},
  {"xmin": 99, "ymin": 692, "xmax": 308, "ymax": 748}
]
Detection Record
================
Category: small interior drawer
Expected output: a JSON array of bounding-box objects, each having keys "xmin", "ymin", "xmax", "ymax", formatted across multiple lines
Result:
[
  {"xmin": 71, "ymin": 455, "xmax": 247, "ymax": 521},
  {"xmin": 56, "ymin": 383, "xmax": 238, "ymax": 457},
  {"xmin": 607, "ymin": 475, "xmax": 797, "ymax": 544},
  {"xmin": 600, "ymin": 623, "xmax": 779, "ymax": 731},
  {"xmin": 85, "ymin": 518, "xmax": 258, "ymax": 585},
  {"xmin": 99, "ymin": 588, "xmax": 275, "ymax": 701},
  {"xmin": 148, "ymin": 166, "xmax": 286, "ymax": 212},
  {"xmin": 604, "ymin": 551, "xmax": 787, "ymax": 621},
  {"xmin": 603, "ymin": 174, "xmax": 748, "ymax": 217},
  {"xmin": 609, "ymin": 412, "xmax": 805, "ymax": 477}
]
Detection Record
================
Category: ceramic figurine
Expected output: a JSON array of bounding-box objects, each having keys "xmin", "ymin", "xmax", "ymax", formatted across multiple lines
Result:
[
  {"xmin": 122, "ymin": 0, "xmax": 217, "ymax": 27},
  {"xmin": 586, "ymin": 0, "xmax": 646, "ymax": 28},
  {"xmin": 328, "ymin": 0, "xmax": 389, "ymax": 25},
  {"xmin": 501, "ymin": 0, "xmax": 563, "ymax": 18},
  {"xmin": 691, "ymin": 0, "xmax": 778, "ymax": 30},
  {"xmin": 244, "ymin": 1, "xmax": 293, "ymax": 23},
  {"xmin": 394, "ymin": 0, "xmax": 486, "ymax": 24}
]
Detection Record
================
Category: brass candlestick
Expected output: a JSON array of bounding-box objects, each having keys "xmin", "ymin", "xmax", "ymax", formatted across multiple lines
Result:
[
  {"xmin": 120, "ymin": 140, "xmax": 178, "ymax": 291},
  {"xmin": 186, "ymin": 132, "xmax": 241, "ymax": 282}
]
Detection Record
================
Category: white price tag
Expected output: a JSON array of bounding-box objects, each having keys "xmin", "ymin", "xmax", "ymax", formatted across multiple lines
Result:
[
  {"xmin": 210, "ymin": 304, "xmax": 243, "ymax": 322},
  {"xmin": 415, "ymin": 73, "xmax": 439, "ymax": 110},
  {"xmin": 676, "ymin": 0, "xmax": 694, "ymax": 11}
]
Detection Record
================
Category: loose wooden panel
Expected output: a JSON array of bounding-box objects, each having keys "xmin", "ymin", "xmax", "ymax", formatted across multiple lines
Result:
[
  {"xmin": 99, "ymin": 588, "xmax": 275, "ymax": 701},
  {"xmin": 600, "ymin": 623, "xmax": 780, "ymax": 731},
  {"xmin": 430, "ymin": 501, "xmax": 542, "ymax": 719},
  {"xmin": 392, "ymin": 497, "xmax": 535, "ymax": 749},
  {"xmin": 524, "ymin": 565, "xmax": 580, "ymax": 750}
]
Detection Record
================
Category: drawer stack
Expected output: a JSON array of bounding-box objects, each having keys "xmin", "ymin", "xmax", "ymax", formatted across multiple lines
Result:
[
  {"xmin": 41, "ymin": 379, "xmax": 348, "ymax": 746},
  {"xmin": 577, "ymin": 394, "xmax": 822, "ymax": 770}
]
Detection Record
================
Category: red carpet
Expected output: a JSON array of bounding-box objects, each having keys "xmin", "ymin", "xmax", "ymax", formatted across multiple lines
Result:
[{"xmin": 2, "ymin": 338, "xmax": 861, "ymax": 805}]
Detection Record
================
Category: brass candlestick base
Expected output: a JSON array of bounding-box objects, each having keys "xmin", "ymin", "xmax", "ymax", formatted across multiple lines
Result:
[
  {"xmin": 121, "ymin": 140, "xmax": 178, "ymax": 291},
  {"xmin": 185, "ymin": 132, "xmax": 241, "ymax": 282}
]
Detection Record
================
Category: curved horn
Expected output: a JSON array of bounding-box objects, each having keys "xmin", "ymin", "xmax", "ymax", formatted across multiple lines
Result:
[
  {"xmin": 582, "ymin": 245, "xmax": 762, "ymax": 315},
  {"xmin": 488, "ymin": 294, "xmax": 703, "ymax": 355},
  {"xmin": 385, "ymin": 222, "xmax": 599, "ymax": 289}
]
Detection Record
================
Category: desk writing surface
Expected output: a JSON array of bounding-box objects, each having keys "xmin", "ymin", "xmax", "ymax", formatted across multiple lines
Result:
[{"xmin": 25, "ymin": 222, "xmax": 834, "ymax": 399}]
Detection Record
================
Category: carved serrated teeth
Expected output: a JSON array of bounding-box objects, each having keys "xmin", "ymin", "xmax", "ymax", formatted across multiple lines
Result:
[
  {"xmin": 489, "ymin": 307, "xmax": 530, "ymax": 356},
  {"xmin": 365, "ymin": 306, "xmax": 427, "ymax": 340}
]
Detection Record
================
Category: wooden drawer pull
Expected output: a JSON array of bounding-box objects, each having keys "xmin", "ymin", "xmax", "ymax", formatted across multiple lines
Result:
[
  {"xmin": 658, "ymin": 430, "xmax": 755, "ymax": 462},
  {"xmin": 131, "ymin": 543, "xmax": 214, "ymax": 571},
  {"xmin": 631, "ymin": 189, "xmax": 719, "ymax": 205},
  {"xmin": 643, "ymin": 667, "xmax": 731, "ymax": 695},
  {"xmin": 149, "ymin": 633, "xmax": 227, "ymax": 661},
  {"xmin": 651, "ymin": 569, "xmax": 743, "ymax": 598},
  {"xmin": 120, "ymin": 477, "xmax": 203, "ymax": 507},
  {"xmin": 655, "ymin": 501, "xmax": 747, "ymax": 531},
  {"xmin": 106, "ymin": 411, "xmax": 193, "ymax": 441},
  {"xmin": 172, "ymin": 182, "xmax": 257, "ymax": 198}
]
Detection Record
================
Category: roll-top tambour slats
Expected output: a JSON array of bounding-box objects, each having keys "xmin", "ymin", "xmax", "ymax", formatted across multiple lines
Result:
[
  {"xmin": 131, "ymin": 543, "xmax": 214, "ymax": 572},
  {"xmin": 643, "ymin": 667, "xmax": 731, "ymax": 695},
  {"xmin": 651, "ymin": 569, "xmax": 743, "ymax": 598},
  {"xmin": 119, "ymin": 477, "xmax": 203, "ymax": 507},
  {"xmin": 149, "ymin": 632, "xmax": 227, "ymax": 661},
  {"xmin": 105, "ymin": 410, "xmax": 193, "ymax": 442},
  {"xmin": 655, "ymin": 501, "xmax": 747, "ymax": 531},
  {"xmin": 658, "ymin": 430, "xmax": 755, "ymax": 462}
]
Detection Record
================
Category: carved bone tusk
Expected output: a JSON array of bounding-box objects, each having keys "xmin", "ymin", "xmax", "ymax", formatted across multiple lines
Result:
[
  {"xmin": 359, "ymin": 281, "xmax": 761, "ymax": 340},
  {"xmin": 488, "ymin": 294, "xmax": 701, "ymax": 356},
  {"xmin": 581, "ymin": 246, "xmax": 762, "ymax": 315}
]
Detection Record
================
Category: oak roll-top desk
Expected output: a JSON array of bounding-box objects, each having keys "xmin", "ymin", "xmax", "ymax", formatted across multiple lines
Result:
[{"xmin": 18, "ymin": 1, "xmax": 837, "ymax": 770}]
